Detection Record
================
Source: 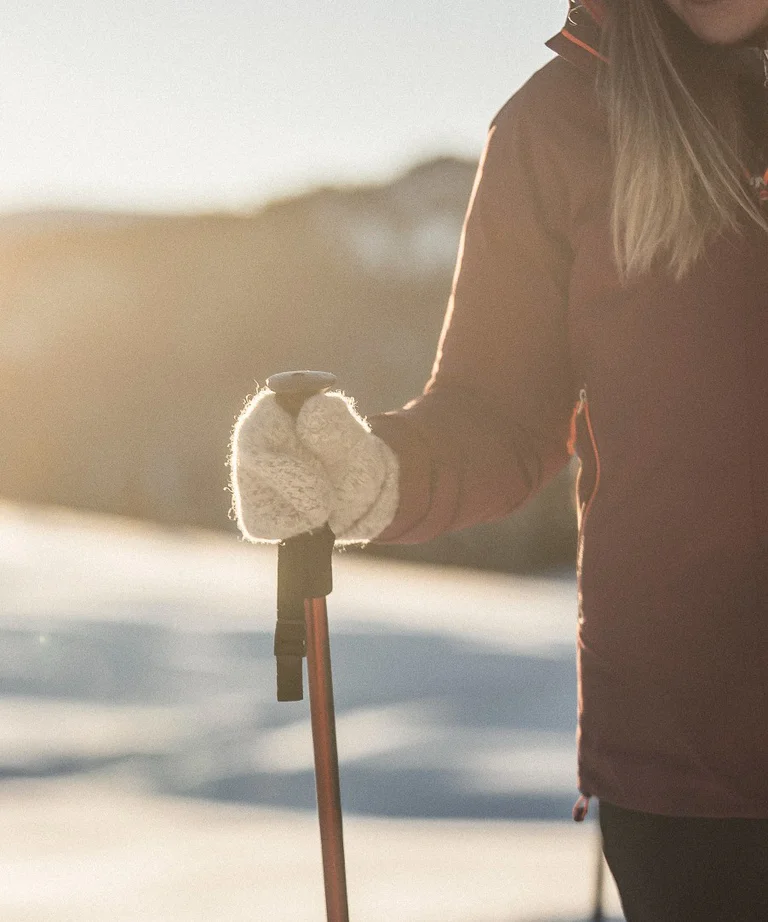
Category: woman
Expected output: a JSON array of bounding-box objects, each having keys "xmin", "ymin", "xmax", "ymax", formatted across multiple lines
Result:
[{"xmin": 230, "ymin": 2, "xmax": 768, "ymax": 918}]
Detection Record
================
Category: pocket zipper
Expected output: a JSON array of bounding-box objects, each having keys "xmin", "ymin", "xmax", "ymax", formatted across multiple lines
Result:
[{"xmin": 576, "ymin": 387, "xmax": 601, "ymax": 624}]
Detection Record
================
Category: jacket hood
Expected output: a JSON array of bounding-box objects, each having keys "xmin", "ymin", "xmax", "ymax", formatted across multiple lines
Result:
[{"xmin": 546, "ymin": 1, "xmax": 607, "ymax": 72}]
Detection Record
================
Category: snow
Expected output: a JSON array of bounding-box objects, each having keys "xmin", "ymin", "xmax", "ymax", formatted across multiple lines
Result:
[
  {"xmin": 0, "ymin": 778, "xmax": 618, "ymax": 922},
  {"xmin": 0, "ymin": 502, "xmax": 624, "ymax": 920}
]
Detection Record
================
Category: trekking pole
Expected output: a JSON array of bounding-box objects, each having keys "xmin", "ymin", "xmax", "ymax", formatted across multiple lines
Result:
[
  {"xmin": 591, "ymin": 825, "xmax": 606, "ymax": 921},
  {"xmin": 267, "ymin": 369, "xmax": 350, "ymax": 922}
]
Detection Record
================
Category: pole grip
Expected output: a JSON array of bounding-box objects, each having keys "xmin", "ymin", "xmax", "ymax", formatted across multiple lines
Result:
[
  {"xmin": 268, "ymin": 370, "xmax": 350, "ymax": 919},
  {"xmin": 267, "ymin": 370, "xmax": 338, "ymax": 418},
  {"xmin": 269, "ymin": 370, "xmax": 338, "ymax": 702}
]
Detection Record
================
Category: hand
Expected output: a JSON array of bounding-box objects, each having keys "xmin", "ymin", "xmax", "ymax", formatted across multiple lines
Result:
[{"xmin": 230, "ymin": 388, "xmax": 399, "ymax": 544}]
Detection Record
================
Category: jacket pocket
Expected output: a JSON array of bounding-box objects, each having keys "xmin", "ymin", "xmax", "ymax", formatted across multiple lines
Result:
[{"xmin": 576, "ymin": 387, "xmax": 601, "ymax": 625}]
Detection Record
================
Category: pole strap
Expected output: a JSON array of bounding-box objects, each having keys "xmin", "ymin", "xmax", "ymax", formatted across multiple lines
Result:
[{"xmin": 275, "ymin": 524, "xmax": 335, "ymax": 702}]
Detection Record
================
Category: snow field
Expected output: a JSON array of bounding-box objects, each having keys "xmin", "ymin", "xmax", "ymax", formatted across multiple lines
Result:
[{"xmin": 0, "ymin": 503, "xmax": 623, "ymax": 920}]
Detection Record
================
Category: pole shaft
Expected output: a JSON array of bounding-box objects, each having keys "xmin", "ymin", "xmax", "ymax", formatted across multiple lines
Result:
[{"xmin": 305, "ymin": 597, "xmax": 350, "ymax": 922}]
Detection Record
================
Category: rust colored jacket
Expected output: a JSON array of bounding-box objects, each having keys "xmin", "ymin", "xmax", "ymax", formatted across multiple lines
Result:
[{"xmin": 368, "ymin": 4, "xmax": 768, "ymax": 818}]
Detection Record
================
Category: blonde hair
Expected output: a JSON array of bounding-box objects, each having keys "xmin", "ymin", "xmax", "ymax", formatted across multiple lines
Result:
[{"xmin": 594, "ymin": 0, "xmax": 768, "ymax": 284}]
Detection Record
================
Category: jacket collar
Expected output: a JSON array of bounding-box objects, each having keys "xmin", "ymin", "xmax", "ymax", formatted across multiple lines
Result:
[
  {"xmin": 547, "ymin": 1, "xmax": 768, "ymax": 72},
  {"xmin": 546, "ymin": 1, "xmax": 607, "ymax": 72}
]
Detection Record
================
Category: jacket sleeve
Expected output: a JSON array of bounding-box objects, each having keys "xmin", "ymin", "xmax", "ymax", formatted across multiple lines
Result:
[{"xmin": 368, "ymin": 90, "xmax": 577, "ymax": 544}]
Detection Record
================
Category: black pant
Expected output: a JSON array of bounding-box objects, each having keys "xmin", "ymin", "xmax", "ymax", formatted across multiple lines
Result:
[{"xmin": 599, "ymin": 801, "xmax": 768, "ymax": 922}]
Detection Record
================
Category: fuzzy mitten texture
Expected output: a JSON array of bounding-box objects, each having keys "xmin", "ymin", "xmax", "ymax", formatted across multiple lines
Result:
[{"xmin": 230, "ymin": 389, "xmax": 399, "ymax": 545}]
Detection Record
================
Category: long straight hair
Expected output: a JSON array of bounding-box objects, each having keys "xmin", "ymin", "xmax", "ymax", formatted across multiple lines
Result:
[{"xmin": 594, "ymin": 0, "xmax": 768, "ymax": 284}]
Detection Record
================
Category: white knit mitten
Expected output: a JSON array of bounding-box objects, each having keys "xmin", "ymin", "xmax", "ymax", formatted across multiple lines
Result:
[{"xmin": 230, "ymin": 389, "xmax": 399, "ymax": 544}]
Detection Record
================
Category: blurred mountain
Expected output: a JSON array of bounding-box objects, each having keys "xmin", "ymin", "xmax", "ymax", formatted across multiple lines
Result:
[{"xmin": 0, "ymin": 156, "xmax": 576, "ymax": 571}]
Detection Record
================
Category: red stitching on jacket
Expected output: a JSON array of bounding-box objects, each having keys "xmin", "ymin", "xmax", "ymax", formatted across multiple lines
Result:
[{"xmin": 561, "ymin": 28, "xmax": 610, "ymax": 64}]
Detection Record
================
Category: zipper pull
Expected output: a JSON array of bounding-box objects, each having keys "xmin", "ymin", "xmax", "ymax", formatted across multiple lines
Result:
[
  {"xmin": 577, "ymin": 387, "xmax": 588, "ymax": 414},
  {"xmin": 573, "ymin": 794, "xmax": 592, "ymax": 822}
]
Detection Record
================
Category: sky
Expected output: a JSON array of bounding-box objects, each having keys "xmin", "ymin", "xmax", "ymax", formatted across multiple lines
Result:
[{"xmin": 0, "ymin": 1, "xmax": 566, "ymax": 213}]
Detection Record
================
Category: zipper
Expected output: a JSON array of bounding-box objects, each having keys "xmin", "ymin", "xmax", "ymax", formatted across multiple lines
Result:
[
  {"xmin": 573, "ymin": 388, "xmax": 599, "ymax": 823},
  {"xmin": 576, "ymin": 387, "xmax": 601, "ymax": 625}
]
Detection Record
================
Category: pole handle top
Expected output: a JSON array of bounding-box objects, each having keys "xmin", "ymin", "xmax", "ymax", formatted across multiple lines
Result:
[
  {"xmin": 267, "ymin": 370, "xmax": 337, "ymax": 396},
  {"xmin": 267, "ymin": 370, "xmax": 338, "ymax": 419}
]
